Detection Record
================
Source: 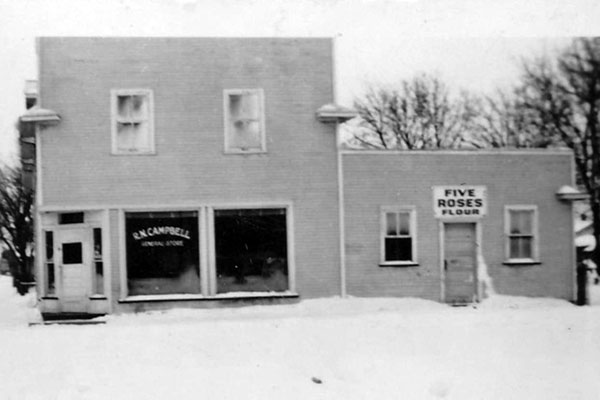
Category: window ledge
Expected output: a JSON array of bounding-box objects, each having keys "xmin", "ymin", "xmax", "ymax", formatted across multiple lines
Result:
[
  {"xmin": 111, "ymin": 151, "xmax": 156, "ymax": 156},
  {"xmin": 223, "ymin": 149, "xmax": 267, "ymax": 155},
  {"xmin": 89, "ymin": 295, "xmax": 108, "ymax": 300},
  {"xmin": 502, "ymin": 260, "xmax": 542, "ymax": 266},
  {"xmin": 118, "ymin": 292, "xmax": 299, "ymax": 303},
  {"xmin": 41, "ymin": 296, "xmax": 59, "ymax": 300},
  {"xmin": 379, "ymin": 262, "xmax": 420, "ymax": 267}
]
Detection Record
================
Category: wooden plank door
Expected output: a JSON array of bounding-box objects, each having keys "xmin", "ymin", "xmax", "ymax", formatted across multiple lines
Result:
[{"xmin": 444, "ymin": 223, "xmax": 477, "ymax": 304}]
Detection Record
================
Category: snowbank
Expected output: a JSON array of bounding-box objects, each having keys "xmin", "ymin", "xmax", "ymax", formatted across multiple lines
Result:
[{"xmin": 1, "ymin": 276, "xmax": 599, "ymax": 400}]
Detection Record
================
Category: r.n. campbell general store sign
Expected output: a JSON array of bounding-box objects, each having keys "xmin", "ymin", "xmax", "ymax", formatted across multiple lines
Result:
[{"xmin": 433, "ymin": 186, "xmax": 487, "ymax": 218}]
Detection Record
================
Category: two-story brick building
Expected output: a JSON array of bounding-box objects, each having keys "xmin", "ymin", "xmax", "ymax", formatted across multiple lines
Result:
[{"xmin": 23, "ymin": 37, "xmax": 584, "ymax": 317}]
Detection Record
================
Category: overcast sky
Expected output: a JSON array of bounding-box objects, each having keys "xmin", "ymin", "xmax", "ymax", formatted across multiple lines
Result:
[{"xmin": 1, "ymin": 0, "xmax": 599, "ymax": 164}]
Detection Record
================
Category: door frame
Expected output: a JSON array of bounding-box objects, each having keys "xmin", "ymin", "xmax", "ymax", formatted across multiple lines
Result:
[{"xmin": 438, "ymin": 219, "xmax": 482, "ymax": 303}]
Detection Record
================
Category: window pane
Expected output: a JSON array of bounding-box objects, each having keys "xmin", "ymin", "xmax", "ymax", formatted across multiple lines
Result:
[
  {"xmin": 510, "ymin": 210, "xmax": 533, "ymax": 234},
  {"xmin": 130, "ymin": 95, "xmax": 148, "ymax": 119},
  {"xmin": 386, "ymin": 213, "xmax": 397, "ymax": 236},
  {"xmin": 45, "ymin": 231, "xmax": 54, "ymax": 261},
  {"xmin": 385, "ymin": 237, "xmax": 412, "ymax": 262},
  {"xmin": 126, "ymin": 211, "xmax": 200, "ymax": 295},
  {"xmin": 520, "ymin": 237, "xmax": 533, "ymax": 258},
  {"xmin": 93, "ymin": 228, "xmax": 102, "ymax": 257},
  {"xmin": 47, "ymin": 263, "xmax": 55, "ymax": 295},
  {"xmin": 117, "ymin": 95, "xmax": 132, "ymax": 118},
  {"xmin": 399, "ymin": 212, "xmax": 410, "ymax": 235},
  {"xmin": 509, "ymin": 210, "xmax": 521, "ymax": 234},
  {"xmin": 510, "ymin": 237, "xmax": 533, "ymax": 259},
  {"xmin": 230, "ymin": 93, "xmax": 259, "ymax": 119},
  {"xmin": 230, "ymin": 120, "xmax": 261, "ymax": 149},
  {"xmin": 520, "ymin": 211, "xmax": 533, "ymax": 234},
  {"xmin": 62, "ymin": 242, "xmax": 82, "ymax": 264},
  {"xmin": 509, "ymin": 237, "xmax": 520, "ymax": 259},
  {"xmin": 132, "ymin": 122, "xmax": 150, "ymax": 149},
  {"xmin": 95, "ymin": 262, "xmax": 104, "ymax": 295},
  {"xmin": 117, "ymin": 122, "xmax": 149, "ymax": 151},
  {"xmin": 118, "ymin": 95, "xmax": 148, "ymax": 119},
  {"xmin": 215, "ymin": 208, "xmax": 288, "ymax": 294},
  {"xmin": 59, "ymin": 212, "xmax": 84, "ymax": 224},
  {"xmin": 116, "ymin": 123, "xmax": 137, "ymax": 149}
]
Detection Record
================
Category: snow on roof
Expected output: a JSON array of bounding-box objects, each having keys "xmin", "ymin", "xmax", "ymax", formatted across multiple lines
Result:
[
  {"xmin": 20, "ymin": 106, "xmax": 60, "ymax": 124},
  {"xmin": 556, "ymin": 185, "xmax": 589, "ymax": 201},
  {"xmin": 316, "ymin": 103, "xmax": 358, "ymax": 123}
]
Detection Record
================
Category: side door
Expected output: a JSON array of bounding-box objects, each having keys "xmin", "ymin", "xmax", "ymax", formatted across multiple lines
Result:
[{"xmin": 56, "ymin": 228, "xmax": 91, "ymax": 313}]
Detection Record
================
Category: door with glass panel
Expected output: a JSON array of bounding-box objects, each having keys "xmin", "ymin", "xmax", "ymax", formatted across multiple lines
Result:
[{"xmin": 56, "ymin": 228, "xmax": 91, "ymax": 312}]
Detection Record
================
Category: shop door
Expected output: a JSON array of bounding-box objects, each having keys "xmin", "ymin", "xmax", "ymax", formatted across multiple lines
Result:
[
  {"xmin": 56, "ymin": 228, "xmax": 91, "ymax": 313},
  {"xmin": 443, "ymin": 223, "xmax": 477, "ymax": 304}
]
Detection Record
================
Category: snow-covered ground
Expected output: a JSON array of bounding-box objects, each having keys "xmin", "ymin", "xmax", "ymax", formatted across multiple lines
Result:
[{"xmin": 1, "ymin": 276, "xmax": 599, "ymax": 400}]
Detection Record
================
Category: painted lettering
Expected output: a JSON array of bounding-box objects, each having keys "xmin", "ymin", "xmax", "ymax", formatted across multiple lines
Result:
[{"xmin": 132, "ymin": 226, "xmax": 191, "ymax": 241}]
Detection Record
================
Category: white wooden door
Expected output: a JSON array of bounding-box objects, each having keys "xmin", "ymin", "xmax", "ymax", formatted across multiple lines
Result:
[
  {"xmin": 444, "ymin": 223, "xmax": 477, "ymax": 304},
  {"xmin": 56, "ymin": 228, "xmax": 91, "ymax": 313}
]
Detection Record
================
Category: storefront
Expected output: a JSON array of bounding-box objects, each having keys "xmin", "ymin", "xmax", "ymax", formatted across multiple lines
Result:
[{"xmin": 37, "ymin": 205, "xmax": 297, "ymax": 316}]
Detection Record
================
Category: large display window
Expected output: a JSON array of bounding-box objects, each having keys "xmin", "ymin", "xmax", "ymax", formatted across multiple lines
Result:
[
  {"xmin": 214, "ymin": 208, "xmax": 288, "ymax": 294},
  {"xmin": 126, "ymin": 211, "xmax": 200, "ymax": 295}
]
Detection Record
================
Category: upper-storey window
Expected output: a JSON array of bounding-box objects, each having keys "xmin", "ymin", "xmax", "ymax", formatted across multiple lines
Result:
[
  {"xmin": 111, "ymin": 89, "xmax": 155, "ymax": 155},
  {"xmin": 224, "ymin": 89, "xmax": 266, "ymax": 153}
]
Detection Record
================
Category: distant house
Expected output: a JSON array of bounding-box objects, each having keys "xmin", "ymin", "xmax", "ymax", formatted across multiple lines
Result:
[{"xmin": 22, "ymin": 37, "xmax": 584, "ymax": 317}]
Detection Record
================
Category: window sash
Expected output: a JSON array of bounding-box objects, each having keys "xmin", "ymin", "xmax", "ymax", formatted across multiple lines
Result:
[{"xmin": 116, "ymin": 95, "xmax": 149, "ymax": 122}]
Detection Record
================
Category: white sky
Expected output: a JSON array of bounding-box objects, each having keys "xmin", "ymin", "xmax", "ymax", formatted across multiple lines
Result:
[{"xmin": 1, "ymin": 0, "xmax": 599, "ymax": 164}]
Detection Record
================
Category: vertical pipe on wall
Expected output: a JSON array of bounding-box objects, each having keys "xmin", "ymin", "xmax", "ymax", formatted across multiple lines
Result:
[
  {"xmin": 337, "ymin": 145, "xmax": 346, "ymax": 298},
  {"xmin": 332, "ymin": 36, "xmax": 347, "ymax": 298}
]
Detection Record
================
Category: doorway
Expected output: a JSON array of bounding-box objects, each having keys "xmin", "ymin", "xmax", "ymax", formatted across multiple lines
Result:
[
  {"xmin": 443, "ymin": 222, "xmax": 478, "ymax": 304},
  {"xmin": 56, "ymin": 228, "xmax": 91, "ymax": 313}
]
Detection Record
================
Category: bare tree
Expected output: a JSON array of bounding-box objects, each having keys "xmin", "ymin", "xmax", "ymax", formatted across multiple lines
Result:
[
  {"xmin": 351, "ymin": 74, "xmax": 477, "ymax": 149},
  {"xmin": 480, "ymin": 38, "xmax": 600, "ymax": 269},
  {"xmin": 0, "ymin": 164, "xmax": 34, "ymax": 293},
  {"xmin": 471, "ymin": 88, "xmax": 556, "ymax": 148}
]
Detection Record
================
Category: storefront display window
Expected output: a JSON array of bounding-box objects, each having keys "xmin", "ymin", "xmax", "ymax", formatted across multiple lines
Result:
[
  {"xmin": 214, "ymin": 208, "xmax": 288, "ymax": 294},
  {"xmin": 126, "ymin": 211, "xmax": 200, "ymax": 295}
]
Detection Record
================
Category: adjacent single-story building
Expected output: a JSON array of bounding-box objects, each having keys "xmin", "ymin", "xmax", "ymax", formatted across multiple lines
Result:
[{"xmin": 22, "ymin": 37, "xmax": 582, "ymax": 317}]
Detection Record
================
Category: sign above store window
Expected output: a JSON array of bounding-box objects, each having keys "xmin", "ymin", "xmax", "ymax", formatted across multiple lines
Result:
[{"xmin": 433, "ymin": 186, "xmax": 487, "ymax": 218}]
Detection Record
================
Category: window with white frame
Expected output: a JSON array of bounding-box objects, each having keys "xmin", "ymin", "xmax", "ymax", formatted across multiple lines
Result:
[
  {"xmin": 505, "ymin": 206, "xmax": 538, "ymax": 262},
  {"xmin": 111, "ymin": 89, "xmax": 154, "ymax": 154},
  {"xmin": 224, "ymin": 89, "xmax": 265, "ymax": 153},
  {"xmin": 381, "ymin": 207, "xmax": 417, "ymax": 265}
]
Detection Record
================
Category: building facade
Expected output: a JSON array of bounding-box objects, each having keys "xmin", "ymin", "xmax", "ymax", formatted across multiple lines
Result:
[{"xmin": 26, "ymin": 37, "xmax": 579, "ymax": 317}]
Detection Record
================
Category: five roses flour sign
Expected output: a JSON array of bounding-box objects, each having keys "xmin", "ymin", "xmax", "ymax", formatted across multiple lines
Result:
[{"xmin": 433, "ymin": 186, "xmax": 487, "ymax": 218}]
